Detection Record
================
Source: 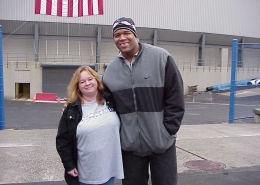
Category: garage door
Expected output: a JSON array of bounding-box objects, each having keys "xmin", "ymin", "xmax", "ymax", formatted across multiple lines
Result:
[{"xmin": 42, "ymin": 67, "xmax": 78, "ymax": 99}]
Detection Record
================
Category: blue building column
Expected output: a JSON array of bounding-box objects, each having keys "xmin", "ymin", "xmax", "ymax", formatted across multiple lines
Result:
[{"xmin": 0, "ymin": 25, "xmax": 5, "ymax": 130}]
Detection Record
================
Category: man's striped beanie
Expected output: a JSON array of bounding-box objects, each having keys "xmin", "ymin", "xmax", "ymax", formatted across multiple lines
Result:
[{"xmin": 112, "ymin": 17, "xmax": 137, "ymax": 37}]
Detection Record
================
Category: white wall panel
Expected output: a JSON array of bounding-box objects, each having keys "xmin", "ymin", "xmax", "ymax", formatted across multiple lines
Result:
[
  {"xmin": 228, "ymin": 48, "xmax": 232, "ymax": 67},
  {"xmin": 15, "ymin": 70, "xmax": 30, "ymax": 83},
  {"xmin": 38, "ymin": 39, "xmax": 97, "ymax": 63},
  {"xmin": 2, "ymin": 38, "xmax": 34, "ymax": 61},
  {"xmin": 39, "ymin": 40, "xmax": 46, "ymax": 56},
  {"xmin": 3, "ymin": 38, "xmax": 34, "ymax": 54},
  {"xmin": 69, "ymin": 40, "xmax": 79, "ymax": 55},
  {"xmin": 204, "ymin": 47, "xmax": 221, "ymax": 66},
  {"xmin": 158, "ymin": 44, "xmax": 198, "ymax": 66},
  {"xmin": 244, "ymin": 49, "xmax": 260, "ymax": 67},
  {"xmin": 57, "ymin": 40, "xmax": 69, "ymax": 55},
  {"xmin": 79, "ymin": 41, "xmax": 96, "ymax": 64},
  {"xmin": 100, "ymin": 42, "xmax": 119, "ymax": 63},
  {"xmin": 46, "ymin": 40, "xmax": 57, "ymax": 55},
  {"xmin": 80, "ymin": 41, "xmax": 95, "ymax": 56}
]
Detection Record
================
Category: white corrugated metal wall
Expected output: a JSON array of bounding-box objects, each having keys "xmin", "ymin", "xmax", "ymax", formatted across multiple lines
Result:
[{"xmin": 1, "ymin": 0, "xmax": 260, "ymax": 38}]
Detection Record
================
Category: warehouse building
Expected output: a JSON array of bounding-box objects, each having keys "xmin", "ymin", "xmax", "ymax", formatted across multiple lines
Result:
[{"xmin": 0, "ymin": 0, "xmax": 260, "ymax": 100}]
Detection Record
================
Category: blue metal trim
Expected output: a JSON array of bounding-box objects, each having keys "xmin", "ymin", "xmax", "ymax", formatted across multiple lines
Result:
[
  {"xmin": 233, "ymin": 116, "xmax": 254, "ymax": 120},
  {"xmin": 0, "ymin": 25, "xmax": 5, "ymax": 130},
  {"xmin": 228, "ymin": 39, "xmax": 237, "ymax": 123}
]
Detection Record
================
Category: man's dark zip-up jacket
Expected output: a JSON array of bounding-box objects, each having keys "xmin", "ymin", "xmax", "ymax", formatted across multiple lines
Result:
[
  {"xmin": 103, "ymin": 43, "xmax": 185, "ymax": 156},
  {"xmin": 56, "ymin": 91, "xmax": 117, "ymax": 185}
]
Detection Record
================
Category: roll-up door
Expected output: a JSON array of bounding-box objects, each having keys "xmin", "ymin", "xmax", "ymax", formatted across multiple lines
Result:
[{"xmin": 42, "ymin": 67, "xmax": 78, "ymax": 99}]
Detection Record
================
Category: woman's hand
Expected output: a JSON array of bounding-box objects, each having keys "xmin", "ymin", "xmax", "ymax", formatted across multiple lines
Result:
[{"xmin": 67, "ymin": 168, "xmax": 78, "ymax": 177}]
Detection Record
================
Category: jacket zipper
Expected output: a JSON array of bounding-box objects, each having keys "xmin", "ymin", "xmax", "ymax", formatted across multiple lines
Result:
[{"xmin": 129, "ymin": 62, "xmax": 143, "ymax": 153}]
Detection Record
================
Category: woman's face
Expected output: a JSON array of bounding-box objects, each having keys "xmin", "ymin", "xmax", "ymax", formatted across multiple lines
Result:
[{"xmin": 78, "ymin": 70, "xmax": 98, "ymax": 100}]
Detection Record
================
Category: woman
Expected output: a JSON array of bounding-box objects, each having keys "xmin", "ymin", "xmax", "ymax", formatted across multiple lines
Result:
[{"xmin": 56, "ymin": 66, "xmax": 124, "ymax": 185}]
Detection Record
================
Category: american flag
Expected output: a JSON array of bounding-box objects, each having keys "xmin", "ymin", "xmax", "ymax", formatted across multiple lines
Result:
[{"xmin": 35, "ymin": 0, "xmax": 103, "ymax": 17}]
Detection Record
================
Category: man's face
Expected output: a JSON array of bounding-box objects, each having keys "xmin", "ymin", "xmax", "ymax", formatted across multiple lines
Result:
[{"xmin": 113, "ymin": 29, "xmax": 138, "ymax": 55}]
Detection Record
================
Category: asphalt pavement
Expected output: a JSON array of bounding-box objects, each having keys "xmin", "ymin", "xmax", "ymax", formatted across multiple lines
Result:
[{"xmin": 1, "ymin": 90, "xmax": 260, "ymax": 185}]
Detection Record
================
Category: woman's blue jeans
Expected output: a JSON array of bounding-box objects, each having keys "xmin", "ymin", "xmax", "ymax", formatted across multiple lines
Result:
[{"xmin": 79, "ymin": 177, "xmax": 115, "ymax": 185}]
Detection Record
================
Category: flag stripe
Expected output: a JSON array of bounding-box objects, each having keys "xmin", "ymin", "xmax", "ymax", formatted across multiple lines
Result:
[
  {"xmin": 57, "ymin": 0, "xmax": 62, "ymax": 16},
  {"xmin": 88, "ymin": 0, "xmax": 93, "ymax": 15},
  {"xmin": 78, "ymin": 0, "xmax": 83, "ymax": 17},
  {"xmin": 68, "ymin": 0, "xmax": 73, "ymax": 17},
  {"xmin": 98, "ymin": 0, "xmax": 103, "ymax": 14},
  {"xmin": 46, "ymin": 0, "xmax": 52, "ymax": 15},
  {"xmin": 35, "ymin": 0, "xmax": 41, "ymax": 14},
  {"xmin": 35, "ymin": 0, "xmax": 103, "ymax": 16}
]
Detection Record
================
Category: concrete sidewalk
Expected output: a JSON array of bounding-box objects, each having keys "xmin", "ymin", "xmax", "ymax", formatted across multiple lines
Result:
[{"xmin": 1, "ymin": 123, "xmax": 260, "ymax": 185}]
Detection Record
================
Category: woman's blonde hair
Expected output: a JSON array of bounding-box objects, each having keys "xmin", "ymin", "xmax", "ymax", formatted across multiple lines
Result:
[{"xmin": 67, "ymin": 66, "xmax": 104, "ymax": 104}]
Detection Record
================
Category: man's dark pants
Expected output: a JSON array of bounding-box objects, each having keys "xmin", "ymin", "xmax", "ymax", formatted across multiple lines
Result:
[{"xmin": 122, "ymin": 143, "xmax": 177, "ymax": 185}]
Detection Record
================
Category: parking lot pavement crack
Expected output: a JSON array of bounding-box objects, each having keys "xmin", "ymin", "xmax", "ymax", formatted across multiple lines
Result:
[{"xmin": 176, "ymin": 146, "xmax": 207, "ymax": 160}]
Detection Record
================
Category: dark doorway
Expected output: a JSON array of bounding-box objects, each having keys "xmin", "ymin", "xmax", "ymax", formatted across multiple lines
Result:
[{"xmin": 15, "ymin": 83, "xmax": 30, "ymax": 99}]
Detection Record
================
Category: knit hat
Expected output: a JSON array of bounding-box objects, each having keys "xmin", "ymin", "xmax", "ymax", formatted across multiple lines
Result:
[{"xmin": 112, "ymin": 17, "xmax": 137, "ymax": 37}]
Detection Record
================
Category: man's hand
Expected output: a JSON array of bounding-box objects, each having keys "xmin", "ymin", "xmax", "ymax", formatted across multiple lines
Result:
[{"xmin": 61, "ymin": 103, "xmax": 67, "ymax": 114}]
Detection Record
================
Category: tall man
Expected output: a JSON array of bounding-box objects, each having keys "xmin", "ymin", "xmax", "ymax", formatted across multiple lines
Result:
[{"xmin": 102, "ymin": 17, "xmax": 185, "ymax": 185}]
